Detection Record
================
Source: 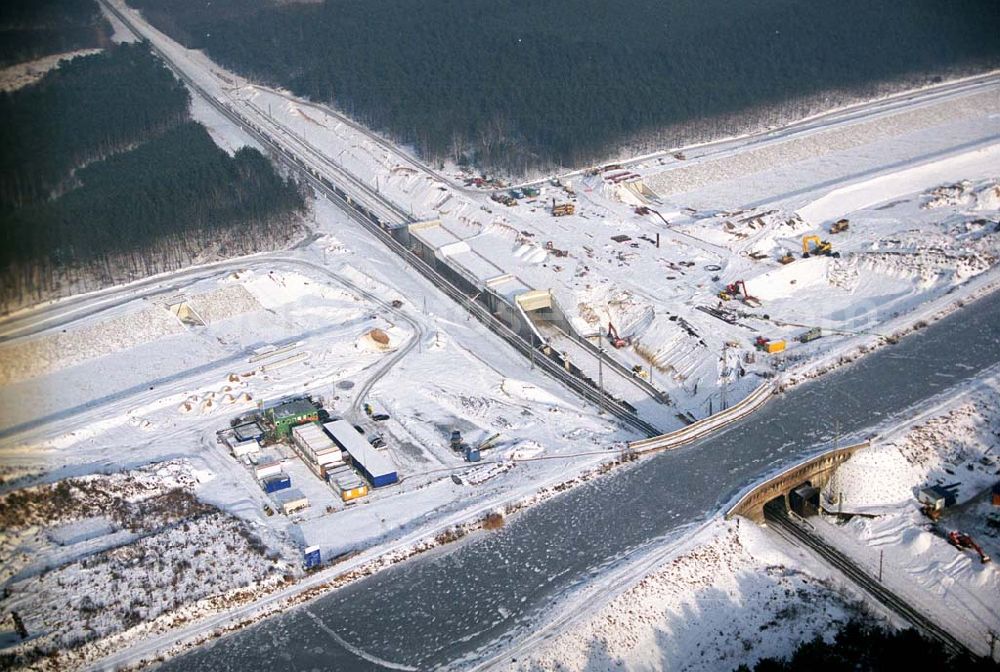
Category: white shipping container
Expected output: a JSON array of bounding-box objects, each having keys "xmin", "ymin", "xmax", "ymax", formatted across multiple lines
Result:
[
  {"xmin": 292, "ymin": 423, "xmax": 340, "ymax": 466},
  {"xmin": 255, "ymin": 463, "xmax": 282, "ymax": 480},
  {"xmin": 232, "ymin": 438, "xmax": 260, "ymax": 458}
]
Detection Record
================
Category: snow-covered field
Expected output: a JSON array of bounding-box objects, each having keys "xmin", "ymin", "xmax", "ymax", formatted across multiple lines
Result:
[
  {"xmin": 2, "ymin": 4, "xmax": 999, "ymax": 668},
  {"xmin": 511, "ymin": 519, "xmax": 859, "ymax": 672}
]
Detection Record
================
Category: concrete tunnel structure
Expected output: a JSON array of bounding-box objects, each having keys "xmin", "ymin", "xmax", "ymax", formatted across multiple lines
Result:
[{"xmin": 726, "ymin": 441, "xmax": 870, "ymax": 524}]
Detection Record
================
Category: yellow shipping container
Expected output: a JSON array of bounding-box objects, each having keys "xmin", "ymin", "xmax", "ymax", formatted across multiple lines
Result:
[
  {"xmin": 340, "ymin": 483, "xmax": 369, "ymax": 502},
  {"xmin": 766, "ymin": 340, "xmax": 787, "ymax": 354}
]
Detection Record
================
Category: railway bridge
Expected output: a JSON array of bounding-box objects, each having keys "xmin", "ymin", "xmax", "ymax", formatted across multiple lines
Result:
[{"xmin": 726, "ymin": 441, "xmax": 870, "ymax": 523}]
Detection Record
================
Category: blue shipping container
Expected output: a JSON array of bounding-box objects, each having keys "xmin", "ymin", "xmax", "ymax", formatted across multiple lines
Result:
[
  {"xmin": 262, "ymin": 474, "xmax": 291, "ymax": 493},
  {"xmin": 304, "ymin": 546, "xmax": 321, "ymax": 569},
  {"xmin": 370, "ymin": 471, "xmax": 399, "ymax": 488}
]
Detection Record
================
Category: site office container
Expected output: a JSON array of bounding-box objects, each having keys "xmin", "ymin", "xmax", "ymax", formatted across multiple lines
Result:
[
  {"xmin": 766, "ymin": 340, "xmax": 787, "ymax": 354},
  {"xmin": 276, "ymin": 489, "xmax": 309, "ymax": 514},
  {"xmin": 232, "ymin": 438, "xmax": 260, "ymax": 459},
  {"xmin": 262, "ymin": 473, "xmax": 291, "ymax": 494},
  {"xmin": 254, "ymin": 455, "xmax": 282, "ymax": 480},
  {"xmin": 335, "ymin": 476, "xmax": 369, "ymax": 502}
]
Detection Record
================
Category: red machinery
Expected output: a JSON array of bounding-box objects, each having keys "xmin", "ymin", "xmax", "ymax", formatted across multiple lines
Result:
[
  {"xmin": 947, "ymin": 531, "xmax": 991, "ymax": 563},
  {"xmin": 719, "ymin": 280, "xmax": 761, "ymax": 307},
  {"xmin": 607, "ymin": 322, "xmax": 628, "ymax": 348}
]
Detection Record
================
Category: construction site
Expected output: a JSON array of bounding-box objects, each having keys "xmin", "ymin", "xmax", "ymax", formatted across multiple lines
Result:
[{"xmin": 0, "ymin": 4, "xmax": 998, "ymax": 669}]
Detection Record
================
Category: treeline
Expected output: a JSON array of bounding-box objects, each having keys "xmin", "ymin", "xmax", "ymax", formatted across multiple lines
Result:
[
  {"xmin": 0, "ymin": 42, "xmax": 190, "ymax": 207},
  {"xmin": 126, "ymin": 0, "xmax": 1000, "ymax": 174},
  {"xmin": 0, "ymin": 0, "xmax": 110, "ymax": 67},
  {"xmin": 739, "ymin": 619, "xmax": 995, "ymax": 671},
  {"xmin": 1, "ymin": 43, "xmax": 304, "ymax": 311}
]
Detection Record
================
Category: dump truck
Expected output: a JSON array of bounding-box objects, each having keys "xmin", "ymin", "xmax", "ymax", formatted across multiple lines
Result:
[
  {"xmin": 830, "ymin": 219, "xmax": 849, "ymax": 234},
  {"xmin": 552, "ymin": 202, "xmax": 575, "ymax": 217}
]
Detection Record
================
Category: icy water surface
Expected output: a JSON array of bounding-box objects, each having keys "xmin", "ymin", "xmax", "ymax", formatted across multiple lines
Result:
[{"xmin": 164, "ymin": 291, "xmax": 1000, "ymax": 671}]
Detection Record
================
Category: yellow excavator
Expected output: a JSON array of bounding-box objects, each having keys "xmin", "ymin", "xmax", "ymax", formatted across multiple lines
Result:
[{"xmin": 801, "ymin": 235, "xmax": 839, "ymax": 258}]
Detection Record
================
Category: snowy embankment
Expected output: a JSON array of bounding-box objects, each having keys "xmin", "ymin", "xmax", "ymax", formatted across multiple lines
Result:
[
  {"xmin": 511, "ymin": 519, "xmax": 857, "ymax": 672},
  {"xmin": 0, "ymin": 462, "xmax": 294, "ymax": 670},
  {"xmin": 811, "ymin": 372, "xmax": 1000, "ymax": 655}
]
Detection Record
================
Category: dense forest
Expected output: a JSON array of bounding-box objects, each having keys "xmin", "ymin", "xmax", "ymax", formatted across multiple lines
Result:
[
  {"xmin": 0, "ymin": 42, "xmax": 190, "ymax": 207},
  {"xmin": 127, "ymin": 0, "xmax": 1000, "ymax": 173},
  {"xmin": 0, "ymin": 0, "xmax": 110, "ymax": 67},
  {"xmin": 1, "ymin": 41, "xmax": 304, "ymax": 311},
  {"xmin": 739, "ymin": 619, "xmax": 996, "ymax": 671}
]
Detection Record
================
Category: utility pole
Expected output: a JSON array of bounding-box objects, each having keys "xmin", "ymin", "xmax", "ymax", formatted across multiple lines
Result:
[
  {"xmin": 597, "ymin": 345, "xmax": 605, "ymax": 415},
  {"xmin": 989, "ymin": 631, "xmax": 998, "ymax": 662},
  {"xmin": 878, "ymin": 549, "xmax": 883, "ymax": 582},
  {"xmin": 530, "ymin": 334, "xmax": 535, "ymax": 370}
]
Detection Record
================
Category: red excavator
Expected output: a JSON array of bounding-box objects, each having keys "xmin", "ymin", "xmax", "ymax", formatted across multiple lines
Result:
[
  {"xmin": 947, "ymin": 531, "xmax": 991, "ymax": 563},
  {"xmin": 607, "ymin": 322, "xmax": 628, "ymax": 348},
  {"xmin": 718, "ymin": 280, "xmax": 761, "ymax": 308}
]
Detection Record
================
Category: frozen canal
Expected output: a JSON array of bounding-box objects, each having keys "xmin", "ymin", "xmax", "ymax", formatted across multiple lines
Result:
[{"xmin": 163, "ymin": 291, "xmax": 1000, "ymax": 671}]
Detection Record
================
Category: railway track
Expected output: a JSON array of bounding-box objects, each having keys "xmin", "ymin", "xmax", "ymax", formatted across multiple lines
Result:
[
  {"xmin": 99, "ymin": 0, "xmax": 659, "ymax": 437},
  {"xmin": 764, "ymin": 504, "xmax": 974, "ymax": 657}
]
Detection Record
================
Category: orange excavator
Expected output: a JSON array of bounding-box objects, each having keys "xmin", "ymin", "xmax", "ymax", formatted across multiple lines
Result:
[
  {"xmin": 948, "ymin": 531, "xmax": 991, "ymax": 563},
  {"xmin": 607, "ymin": 322, "xmax": 628, "ymax": 348}
]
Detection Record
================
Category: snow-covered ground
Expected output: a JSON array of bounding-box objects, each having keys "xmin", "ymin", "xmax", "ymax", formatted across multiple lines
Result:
[
  {"xmin": 0, "ymin": 49, "xmax": 103, "ymax": 92},
  {"xmin": 510, "ymin": 518, "xmax": 860, "ymax": 672},
  {"xmin": 813, "ymin": 371, "xmax": 1000, "ymax": 655},
  {"xmin": 2, "ymin": 3, "xmax": 999, "ymax": 668},
  {"xmin": 0, "ymin": 461, "xmax": 294, "ymax": 665}
]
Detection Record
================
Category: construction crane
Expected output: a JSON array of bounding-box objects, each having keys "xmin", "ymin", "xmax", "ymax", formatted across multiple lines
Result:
[
  {"xmin": 948, "ymin": 531, "xmax": 991, "ymax": 563},
  {"xmin": 801, "ymin": 235, "xmax": 840, "ymax": 258},
  {"xmin": 718, "ymin": 280, "xmax": 761, "ymax": 307},
  {"xmin": 607, "ymin": 321, "xmax": 628, "ymax": 348}
]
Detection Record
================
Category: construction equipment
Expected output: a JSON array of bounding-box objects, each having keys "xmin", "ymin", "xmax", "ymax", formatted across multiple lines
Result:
[
  {"xmin": 631, "ymin": 364, "xmax": 649, "ymax": 380},
  {"xmin": 552, "ymin": 201, "xmax": 575, "ymax": 217},
  {"xmin": 718, "ymin": 280, "xmax": 761, "ymax": 307},
  {"xmin": 491, "ymin": 193, "xmax": 517, "ymax": 206},
  {"xmin": 947, "ymin": 531, "xmax": 991, "ymax": 563},
  {"xmin": 801, "ymin": 235, "xmax": 839, "ymax": 258},
  {"xmin": 830, "ymin": 219, "xmax": 850, "ymax": 234},
  {"xmin": 607, "ymin": 322, "xmax": 628, "ymax": 348},
  {"xmin": 778, "ymin": 251, "xmax": 796, "ymax": 265},
  {"xmin": 363, "ymin": 402, "xmax": 374, "ymax": 417},
  {"xmin": 798, "ymin": 327, "xmax": 823, "ymax": 343},
  {"xmin": 450, "ymin": 429, "xmax": 463, "ymax": 451},
  {"xmin": 477, "ymin": 433, "xmax": 502, "ymax": 452},
  {"xmin": 921, "ymin": 503, "xmax": 942, "ymax": 521},
  {"xmin": 754, "ymin": 336, "xmax": 786, "ymax": 354}
]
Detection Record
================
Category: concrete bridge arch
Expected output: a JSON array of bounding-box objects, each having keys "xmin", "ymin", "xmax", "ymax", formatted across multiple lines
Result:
[{"xmin": 726, "ymin": 442, "xmax": 870, "ymax": 523}]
